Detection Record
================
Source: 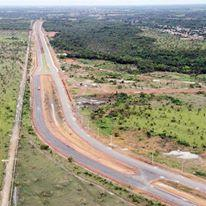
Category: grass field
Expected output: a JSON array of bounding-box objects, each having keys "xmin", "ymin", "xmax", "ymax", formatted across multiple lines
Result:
[
  {"xmin": 83, "ymin": 93, "xmax": 206, "ymax": 149},
  {"xmin": 0, "ymin": 30, "xmax": 28, "ymax": 187},
  {"xmin": 80, "ymin": 92, "xmax": 206, "ymax": 177},
  {"xmin": 14, "ymin": 84, "xmax": 163, "ymax": 206},
  {"xmin": 62, "ymin": 58, "xmax": 206, "ymax": 93},
  {"xmin": 60, "ymin": 51, "xmax": 206, "ymax": 177},
  {"xmin": 62, "ymin": 58, "xmax": 138, "ymax": 82},
  {"xmin": 142, "ymin": 29, "xmax": 206, "ymax": 52}
]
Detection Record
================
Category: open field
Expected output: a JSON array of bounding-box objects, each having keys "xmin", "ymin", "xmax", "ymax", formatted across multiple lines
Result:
[
  {"xmin": 60, "ymin": 57, "xmax": 206, "ymax": 149},
  {"xmin": 0, "ymin": 30, "xmax": 28, "ymax": 187},
  {"xmin": 79, "ymin": 92, "xmax": 206, "ymax": 177},
  {"xmin": 141, "ymin": 29, "xmax": 206, "ymax": 52},
  {"xmin": 14, "ymin": 83, "xmax": 163, "ymax": 206},
  {"xmin": 61, "ymin": 58, "xmax": 206, "ymax": 97},
  {"xmin": 78, "ymin": 92, "xmax": 206, "ymax": 149},
  {"xmin": 86, "ymin": 93, "xmax": 206, "ymax": 148},
  {"xmin": 57, "ymin": 56, "xmax": 206, "ymax": 178}
]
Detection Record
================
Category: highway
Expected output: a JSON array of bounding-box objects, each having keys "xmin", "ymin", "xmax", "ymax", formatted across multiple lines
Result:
[{"xmin": 31, "ymin": 20, "xmax": 206, "ymax": 206}]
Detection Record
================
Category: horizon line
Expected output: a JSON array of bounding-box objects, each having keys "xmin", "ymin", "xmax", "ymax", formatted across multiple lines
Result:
[{"xmin": 0, "ymin": 3, "xmax": 206, "ymax": 7}]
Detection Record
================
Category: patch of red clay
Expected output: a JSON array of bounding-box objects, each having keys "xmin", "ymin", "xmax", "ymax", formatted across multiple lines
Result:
[
  {"xmin": 64, "ymin": 58, "xmax": 76, "ymax": 64},
  {"xmin": 47, "ymin": 31, "xmax": 57, "ymax": 38}
]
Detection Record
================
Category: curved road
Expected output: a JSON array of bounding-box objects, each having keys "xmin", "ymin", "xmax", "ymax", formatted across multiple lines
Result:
[{"xmin": 31, "ymin": 20, "xmax": 206, "ymax": 206}]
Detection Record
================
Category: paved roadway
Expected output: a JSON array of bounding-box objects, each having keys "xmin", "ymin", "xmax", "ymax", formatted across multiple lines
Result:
[{"xmin": 32, "ymin": 20, "xmax": 206, "ymax": 206}]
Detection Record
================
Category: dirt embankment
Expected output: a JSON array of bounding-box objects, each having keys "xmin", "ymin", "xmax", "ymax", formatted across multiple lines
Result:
[
  {"xmin": 46, "ymin": 31, "xmax": 57, "ymax": 38},
  {"xmin": 153, "ymin": 179, "xmax": 206, "ymax": 206}
]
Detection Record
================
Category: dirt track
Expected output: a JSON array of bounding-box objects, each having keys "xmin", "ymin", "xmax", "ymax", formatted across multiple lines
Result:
[
  {"xmin": 0, "ymin": 30, "xmax": 31, "ymax": 206},
  {"xmin": 73, "ymin": 83, "xmax": 206, "ymax": 97}
]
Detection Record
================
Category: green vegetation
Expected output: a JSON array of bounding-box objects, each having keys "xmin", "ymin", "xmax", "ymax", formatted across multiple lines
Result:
[
  {"xmin": 45, "ymin": 18, "xmax": 206, "ymax": 74},
  {"xmin": 84, "ymin": 93, "xmax": 206, "ymax": 149},
  {"xmin": 142, "ymin": 29, "xmax": 206, "ymax": 52},
  {"xmin": 94, "ymin": 70, "xmax": 137, "ymax": 83},
  {"xmin": 0, "ymin": 19, "xmax": 30, "ymax": 30},
  {"xmin": 78, "ymin": 58, "xmax": 138, "ymax": 74},
  {"xmin": 0, "ymin": 30, "xmax": 28, "ymax": 187},
  {"xmin": 15, "ymin": 84, "xmax": 163, "ymax": 206},
  {"xmin": 80, "ymin": 92, "xmax": 206, "ymax": 176},
  {"xmin": 194, "ymin": 170, "xmax": 206, "ymax": 178},
  {"xmin": 62, "ymin": 58, "xmax": 139, "ymax": 84}
]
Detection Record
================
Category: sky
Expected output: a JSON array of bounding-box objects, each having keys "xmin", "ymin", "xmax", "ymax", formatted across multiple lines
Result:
[{"xmin": 0, "ymin": 0, "xmax": 205, "ymax": 6}]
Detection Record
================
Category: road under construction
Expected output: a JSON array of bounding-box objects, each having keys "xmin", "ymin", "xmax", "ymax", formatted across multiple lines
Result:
[{"xmin": 31, "ymin": 20, "xmax": 206, "ymax": 206}]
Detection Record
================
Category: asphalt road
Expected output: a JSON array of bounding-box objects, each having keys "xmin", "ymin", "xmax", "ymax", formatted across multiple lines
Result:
[{"xmin": 32, "ymin": 20, "xmax": 206, "ymax": 206}]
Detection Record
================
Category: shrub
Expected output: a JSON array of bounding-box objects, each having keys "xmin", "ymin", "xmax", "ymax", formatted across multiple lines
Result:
[
  {"xmin": 177, "ymin": 139, "xmax": 190, "ymax": 147},
  {"xmin": 40, "ymin": 144, "xmax": 49, "ymax": 150},
  {"xmin": 68, "ymin": 156, "xmax": 73, "ymax": 162},
  {"xmin": 194, "ymin": 170, "xmax": 206, "ymax": 177}
]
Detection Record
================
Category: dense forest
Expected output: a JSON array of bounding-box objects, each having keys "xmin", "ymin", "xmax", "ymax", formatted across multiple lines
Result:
[{"xmin": 45, "ymin": 17, "xmax": 206, "ymax": 74}]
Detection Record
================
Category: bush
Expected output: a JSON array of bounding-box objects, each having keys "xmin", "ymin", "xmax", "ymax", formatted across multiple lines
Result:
[
  {"xmin": 68, "ymin": 156, "xmax": 73, "ymax": 162},
  {"xmin": 194, "ymin": 170, "xmax": 206, "ymax": 177},
  {"xmin": 177, "ymin": 139, "xmax": 190, "ymax": 147},
  {"xmin": 40, "ymin": 144, "xmax": 49, "ymax": 150}
]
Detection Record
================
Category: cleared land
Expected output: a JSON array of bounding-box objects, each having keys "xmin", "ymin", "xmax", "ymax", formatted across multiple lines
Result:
[
  {"xmin": 0, "ymin": 30, "xmax": 28, "ymax": 187},
  {"xmin": 58, "ymin": 55, "xmax": 206, "ymax": 178},
  {"xmin": 60, "ymin": 57, "xmax": 206, "ymax": 149},
  {"xmin": 61, "ymin": 58, "xmax": 206, "ymax": 96}
]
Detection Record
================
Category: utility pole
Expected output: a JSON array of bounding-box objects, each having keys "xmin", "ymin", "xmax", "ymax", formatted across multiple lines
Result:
[
  {"xmin": 97, "ymin": 127, "xmax": 100, "ymax": 138},
  {"xmin": 109, "ymin": 135, "xmax": 113, "ymax": 147},
  {"xmin": 87, "ymin": 118, "xmax": 90, "ymax": 130},
  {"xmin": 181, "ymin": 159, "xmax": 184, "ymax": 172}
]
